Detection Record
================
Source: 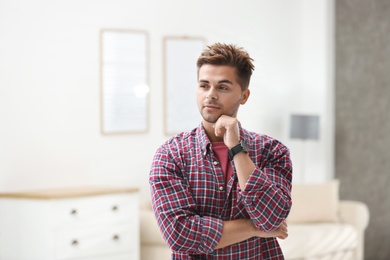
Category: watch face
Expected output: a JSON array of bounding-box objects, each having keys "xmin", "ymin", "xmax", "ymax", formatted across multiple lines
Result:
[{"xmin": 240, "ymin": 140, "xmax": 249, "ymax": 152}]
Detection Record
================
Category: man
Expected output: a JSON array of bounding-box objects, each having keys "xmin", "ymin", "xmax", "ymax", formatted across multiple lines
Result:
[{"xmin": 149, "ymin": 43, "xmax": 292, "ymax": 259}]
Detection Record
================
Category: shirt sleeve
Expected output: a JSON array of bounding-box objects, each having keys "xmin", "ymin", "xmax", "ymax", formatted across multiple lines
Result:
[
  {"xmin": 239, "ymin": 138, "xmax": 292, "ymax": 232},
  {"xmin": 149, "ymin": 145, "xmax": 223, "ymax": 254}
]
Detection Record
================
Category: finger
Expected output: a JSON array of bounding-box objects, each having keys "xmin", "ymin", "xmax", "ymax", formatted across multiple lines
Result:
[
  {"xmin": 283, "ymin": 223, "xmax": 288, "ymax": 231},
  {"xmin": 279, "ymin": 224, "xmax": 288, "ymax": 233},
  {"xmin": 214, "ymin": 123, "xmax": 220, "ymax": 136},
  {"xmin": 279, "ymin": 223, "xmax": 286, "ymax": 231},
  {"xmin": 277, "ymin": 233, "xmax": 288, "ymax": 240},
  {"xmin": 215, "ymin": 125, "xmax": 222, "ymax": 137},
  {"xmin": 214, "ymin": 122, "xmax": 226, "ymax": 137},
  {"xmin": 279, "ymin": 230, "xmax": 288, "ymax": 239}
]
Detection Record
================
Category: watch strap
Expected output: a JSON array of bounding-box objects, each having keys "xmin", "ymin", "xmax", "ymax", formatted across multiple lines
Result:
[{"xmin": 228, "ymin": 140, "xmax": 248, "ymax": 160}]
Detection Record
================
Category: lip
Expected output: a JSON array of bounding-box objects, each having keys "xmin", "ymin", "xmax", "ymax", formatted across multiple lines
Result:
[{"xmin": 204, "ymin": 104, "xmax": 220, "ymax": 109}]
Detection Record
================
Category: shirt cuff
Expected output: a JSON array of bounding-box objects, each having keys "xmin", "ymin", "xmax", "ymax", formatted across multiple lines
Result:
[{"xmin": 198, "ymin": 215, "xmax": 223, "ymax": 252}]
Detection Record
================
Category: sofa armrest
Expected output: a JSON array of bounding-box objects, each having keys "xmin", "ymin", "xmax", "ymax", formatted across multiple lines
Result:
[
  {"xmin": 339, "ymin": 200, "xmax": 369, "ymax": 230},
  {"xmin": 339, "ymin": 200, "xmax": 370, "ymax": 260}
]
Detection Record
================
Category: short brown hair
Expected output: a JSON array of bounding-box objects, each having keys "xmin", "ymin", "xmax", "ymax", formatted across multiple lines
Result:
[{"xmin": 196, "ymin": 43, "xmax": 255, "ymax": 90}]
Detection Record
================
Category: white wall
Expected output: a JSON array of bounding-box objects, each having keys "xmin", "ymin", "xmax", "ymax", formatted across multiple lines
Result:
[
  {"xmin": 0, "ymin": 0, "xmax": 334, "ymax": 198},
  {"xmin": 288, "ymin": 0, "xmax": 335, "ymax": 183}
]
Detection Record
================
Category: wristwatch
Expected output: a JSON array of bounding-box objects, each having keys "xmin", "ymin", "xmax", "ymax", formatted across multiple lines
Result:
[{"xmin": 228, "ymin": 140, "xmax": 249, "ymax": 160}]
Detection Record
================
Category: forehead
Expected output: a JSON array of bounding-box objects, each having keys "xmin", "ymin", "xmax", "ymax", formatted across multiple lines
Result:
[{"xmin": 198, "ymin": 65, "xmax": 237, "ymax": 82}]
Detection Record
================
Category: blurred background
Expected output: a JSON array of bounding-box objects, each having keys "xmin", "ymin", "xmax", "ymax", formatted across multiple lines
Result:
[{"xmin": 0, "ymin": 0, "xmax": 388, "ymax": 259}]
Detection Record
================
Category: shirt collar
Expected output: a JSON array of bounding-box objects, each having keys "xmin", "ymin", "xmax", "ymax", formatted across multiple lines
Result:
[{"xmin": 196, "ymin": 123, "xmax": 211, "ymax": 158}]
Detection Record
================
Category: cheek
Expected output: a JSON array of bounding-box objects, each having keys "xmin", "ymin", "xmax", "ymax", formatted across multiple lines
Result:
[
  {"xmin": 196, "ymin": 92, "xmax": 201, "ymax": 101},
  {"xmin": 196, "ymin": 90, "xmax": 206, "ymax": 100},
  {"xmin": 225, "ymin": 96, "xmax": 240, "ymax": 105}
]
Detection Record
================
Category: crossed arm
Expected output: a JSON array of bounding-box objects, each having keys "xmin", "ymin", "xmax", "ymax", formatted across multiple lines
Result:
[
  {"xmin": 150, "ymin": 144, "xmax": 292, "ymax": 253},
  {"xmin": 215, "ymin": 218, "xmax": 288, "ymax": 249}
]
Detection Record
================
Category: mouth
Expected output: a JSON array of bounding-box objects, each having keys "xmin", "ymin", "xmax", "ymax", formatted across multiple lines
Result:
[{"xmin": 204, "ymin": 104, "xmax": 220, "ymax": 110}]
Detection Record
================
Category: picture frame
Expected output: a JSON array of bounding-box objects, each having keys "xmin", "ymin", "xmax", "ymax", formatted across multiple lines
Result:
[{"xmin": 100, "ymin": 29, "xmax": 149, "ymax": 134}]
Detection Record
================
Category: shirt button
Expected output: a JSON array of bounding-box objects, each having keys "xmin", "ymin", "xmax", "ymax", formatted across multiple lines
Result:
[
  {"xmin": 219, "ymin": 186, "xmax": 224, "ymax": 191},
  {"xmin": 213, "ymin": 161, "xmax": 219, "ymax": 165}
]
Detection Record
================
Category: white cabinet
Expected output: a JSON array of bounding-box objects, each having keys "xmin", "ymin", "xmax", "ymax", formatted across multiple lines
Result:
[{"xmin": 0, "ymin": 187, "xmax": 139, "ymax": 260}]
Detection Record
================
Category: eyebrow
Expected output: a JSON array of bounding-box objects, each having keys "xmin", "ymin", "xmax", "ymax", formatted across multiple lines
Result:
[{"xmin": 198, "ymin": 79, "xmax": 233, "ymax": 85}]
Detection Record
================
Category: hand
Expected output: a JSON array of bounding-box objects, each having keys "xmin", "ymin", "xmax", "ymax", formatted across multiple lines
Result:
[
  {"xmin": 275, "ymin": 220, "xmax": 289, "ymax": 239},
  {"xmin": 253, "ymin": 220, "xmax": 288, "ymax": 240},
  {"xmin": 213, "ymin": 115, "xmax": 240, "ymax": 149}
]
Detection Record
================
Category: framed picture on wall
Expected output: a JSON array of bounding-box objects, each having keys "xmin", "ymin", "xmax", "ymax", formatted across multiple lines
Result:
[
  {"xmin": 100, "ymin": 29, "xmax": 149, "ymax": 134},
  {"xmin": 163, "ymin": 36, "xmax": 206, "ymax": 135}
]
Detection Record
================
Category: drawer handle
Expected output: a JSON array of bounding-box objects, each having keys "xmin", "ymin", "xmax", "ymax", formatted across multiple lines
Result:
[
  {"xmin": 113, "ymin": 234, "xmax": 120, "ymax": 241},
  {"xmin": 112, "ymin": 205, "xmax": 119, "ymax": 212},
  {"xmin": 71, "ymin": 239, "xmax": 79, "ymax": 246},
  {"xmin": 70, "ymin": 209, "xmax": 78, "ymax": 216}
]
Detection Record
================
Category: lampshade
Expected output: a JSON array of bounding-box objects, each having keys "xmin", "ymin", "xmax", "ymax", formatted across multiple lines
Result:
[{"xmin": 290, "ymin": 114, "xmax": 320, "ymax": 140}]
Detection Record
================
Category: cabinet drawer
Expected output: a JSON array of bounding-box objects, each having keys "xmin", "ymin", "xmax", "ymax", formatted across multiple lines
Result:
[
  {"xmin": 55, "ymin": 224, "xmax": 138, "ymax": 259},
  {"xmin": 51, "ymin": 194, "xmax": 138, "ymax": 227}
]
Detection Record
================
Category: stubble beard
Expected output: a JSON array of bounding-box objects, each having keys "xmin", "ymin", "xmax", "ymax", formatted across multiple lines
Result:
[{"xmin": 200, "ymin": 110, "xmax": 220, "ymax": 124}]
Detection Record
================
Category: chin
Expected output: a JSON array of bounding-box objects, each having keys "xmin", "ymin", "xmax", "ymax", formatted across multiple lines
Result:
[
  {"xmin": 202, "ymin": 116, "xmax": 218, "ymax": 124},
  {"xmin": 201, "ymin": 110, "xmax": 221, "ymax": 124}
]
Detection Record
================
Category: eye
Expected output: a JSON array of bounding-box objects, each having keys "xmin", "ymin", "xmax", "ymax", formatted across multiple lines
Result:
[
  {"xmin": 218, "ymin": 85, "xmax": 229, "ymax": 91},
  {"xmin": 199, "ymin": 84, "xmax": 208, "ymax": 89}
]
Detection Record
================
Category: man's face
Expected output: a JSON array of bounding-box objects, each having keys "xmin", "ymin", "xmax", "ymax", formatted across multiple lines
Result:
[{"xmin": 197, "ymin": 64, "xmax": 250, "ymax": 124}]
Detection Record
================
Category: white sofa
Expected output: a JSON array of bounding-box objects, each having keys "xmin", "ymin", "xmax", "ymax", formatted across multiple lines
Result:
[{"xmin": 140, "ymin": 180, "xmax": 369, "ymax": 260}]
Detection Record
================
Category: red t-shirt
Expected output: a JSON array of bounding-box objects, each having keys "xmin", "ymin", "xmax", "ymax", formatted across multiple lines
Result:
[{"xmin": 212, "ymin": 142, "xmax": 233, "ymax": 186}]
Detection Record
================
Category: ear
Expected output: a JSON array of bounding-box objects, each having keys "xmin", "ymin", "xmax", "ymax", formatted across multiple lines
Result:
[{"xmin": 240, "ymin": 89, "xmax": 250, "ymax": 105}]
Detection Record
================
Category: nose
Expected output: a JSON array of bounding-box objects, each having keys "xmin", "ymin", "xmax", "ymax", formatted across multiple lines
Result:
[{"xmin": 206, "ymin": 87, "xmax": 218, "ymax": 100}]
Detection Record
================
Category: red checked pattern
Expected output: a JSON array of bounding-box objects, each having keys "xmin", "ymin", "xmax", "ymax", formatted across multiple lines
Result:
[{"xmin": 149, "ymin": 123, "xmax": 292, "ymax": 259}]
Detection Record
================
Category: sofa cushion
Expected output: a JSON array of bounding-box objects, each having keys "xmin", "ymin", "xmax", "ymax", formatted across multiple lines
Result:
[
  {"xmin": 287, "ymin": 180, "xmax": 340, "ymax": 223},
  {"xmin": 278, "ymin": 223, "xmax": 357, "ymax": 260}
]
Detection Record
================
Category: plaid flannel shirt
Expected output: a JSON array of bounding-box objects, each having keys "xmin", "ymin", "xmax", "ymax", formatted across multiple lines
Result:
[{"xmin": 149, "ymin": 123, "xmax": 292, "ymax": 259}]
